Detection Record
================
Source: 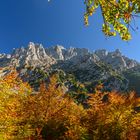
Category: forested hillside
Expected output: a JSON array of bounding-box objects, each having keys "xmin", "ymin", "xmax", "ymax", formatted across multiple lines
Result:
[
  {"xmin": 0, "ymin": 43, "xmax": 140, "ymax": 94},
  {"xmin": 0, "ymin": 72, "xmax": 140, "ymax": 139}
]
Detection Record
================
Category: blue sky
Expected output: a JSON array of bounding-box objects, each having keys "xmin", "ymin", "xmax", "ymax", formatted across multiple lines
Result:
[{"xmin": 0, "ymin": 0, "xmax": 140, "ymax": 61}]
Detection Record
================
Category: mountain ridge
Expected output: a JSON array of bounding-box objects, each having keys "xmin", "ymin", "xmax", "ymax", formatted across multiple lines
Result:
[
  {"xmin": 0, "ymin": 42, "xmax": 139, "ymax": 69},
  {"xmin": 0, "ymin": 42, "xmax": 140, "ymax": 94}
]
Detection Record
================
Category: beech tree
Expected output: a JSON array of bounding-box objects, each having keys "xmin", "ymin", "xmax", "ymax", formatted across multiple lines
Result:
[
  {"xmin": 0, "ymin": 71, "xmax": 32, "ymax": 139},
  {"xmin": 19, "ymin": 74, "xmax": 87, "ymax": 139},
  {"xmin": 50, "ymin": 0, "xmax": 140, "ymax": 40},
  {"xmin": 85, "ymin": 0, "xmax": 140, "ymax": 40},
  {"xmin": 0, "ymin": 72, "xmax": 140, "ymax": 139},
  {"xmin": 84, "ymin": 89, "xmax": 140, "ymax": 140}
]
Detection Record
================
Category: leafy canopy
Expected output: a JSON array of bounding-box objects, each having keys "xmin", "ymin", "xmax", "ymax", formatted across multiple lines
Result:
[
  {"xmin": 0, "ymin": 72, "xmax": 140, "ymax": 139},
  {"xmin": 84, "ymin": 0, "xmax": 140, "ymax": 40}
]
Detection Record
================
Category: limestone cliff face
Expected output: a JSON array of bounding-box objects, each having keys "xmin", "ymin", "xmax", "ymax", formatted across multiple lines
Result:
[
  {"xmin": 95, "ymin": 49, "xmax": 138, "ymax": 71},
  {"xmin": 0, "ymin": 42, "xmax": 139, "ymax": 92},
  {"xmin": 10, "ymin": 42, "xmax": 56, "ymax": 67},
  {"xmin": 46, "ymin": 45, "xmax": 66, "ymax": 60},
  {"xmin": 1, "ymin": 43, "xmax": 138, "ymax": 70}
]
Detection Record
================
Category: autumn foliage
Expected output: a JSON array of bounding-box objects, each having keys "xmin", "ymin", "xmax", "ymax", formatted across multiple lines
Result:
[{"xmin": 0, "ymin": 72, "xmax": 140, "ymax": 140}]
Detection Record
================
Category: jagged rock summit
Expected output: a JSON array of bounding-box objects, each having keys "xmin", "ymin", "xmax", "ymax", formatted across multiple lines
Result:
[
  {"xmin": 10, "ymin": 42, "xmax": 56, "ymax": 67},
  {"xmin": 0, "ymin": 42, "xmax": 140, "ymax": 93},
  {"xmin": 0, "ymin": 42, "xmax": 138, "ymax": 70}
]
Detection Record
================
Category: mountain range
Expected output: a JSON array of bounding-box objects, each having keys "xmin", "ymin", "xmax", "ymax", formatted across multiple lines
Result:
[{"xmin": 1, "ymin": 42, "xmax": 140, "ymax": 94}]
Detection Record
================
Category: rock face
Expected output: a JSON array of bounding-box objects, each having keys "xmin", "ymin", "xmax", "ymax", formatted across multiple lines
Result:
[
  {"xmin": 0, "ymin": 42, "xmax": 140, "ymax": 92},
  {"xmin": 11, "ymin": 42, "xmax": 56, "ymax": 67},
  {"xmin": 1, "ymin": 42, "xmax": 138, "ymax": 70},
  {"xmin": 0, "ymin": 54, "xmax": 11, "ymax": 67},
  {"xmin": 46, "ymin": 45, "xmax": 66, "ymax": 60},
  {"xmin": 95, "ymin": 49, "xmax": 138, "ymax": 71}
]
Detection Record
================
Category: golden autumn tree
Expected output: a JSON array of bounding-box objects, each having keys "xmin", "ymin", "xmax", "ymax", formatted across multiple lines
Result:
[
  {"xmin": 0, "ymin": 72, "xmax": 87, "ymax": 140},
  {"xmin": 20, "ymin": 74, "xmax": 87, "ymax": 140},
  {"xmin": 84, "ymin": 88, "xmax": 140, "ymax": 140},
  {"xmin": 50, "ymin": 0, "xmax": 140, "ymax": 40},
  {"xmin": 1, "ymin": 71, "xmax": 140, "ymax": 140},
  {"xmin": 84, "ymin": 0, "xmax": 140, "ymax": 40},
  {"xmin": 0, "ymin": 71, "xmax": 32, "ymax": 139}
]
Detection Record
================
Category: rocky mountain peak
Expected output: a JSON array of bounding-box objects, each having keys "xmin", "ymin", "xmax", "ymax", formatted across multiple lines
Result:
[
  {"xmin": 94, "ymin": 49, "xmax": 108, "ymax": 59},
  {"xmin": 114, "ymin": 49, "xmax": 121, "ymax": 56},
  {"xmin": 0, "ymin": 42, "xmax": 140, "ymax": 93},
  {"xmin": 54, "ymin": 45, "xmax": 66, "ymax": 50},
  {"xmin": 64, "ymin": 47, "xmax": 89, "ymax": 61},
  {"xmin": 28, "ymin": 42, "xmax": 35, "ymax": 48},
  {"xmin": 94, "ymin": 49, "xmax": 138, "ymax": 70},
  {"xmin": 0, "ymin": 42, "xmax": 139, "ymax": 71},
  {"xmin": 46, "ymin": 45, "xmax": 66, "ymax": 60},
  {"xmin": 10, "ymin": 42, "xmax": 56, "ymax": 67},
  {"xmin": 26, "ymin": 42, "xmax": 48, "ymax": 60}
]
